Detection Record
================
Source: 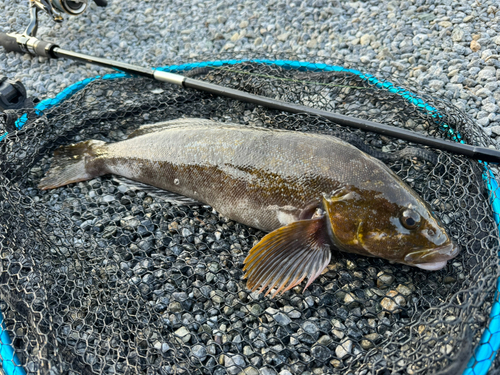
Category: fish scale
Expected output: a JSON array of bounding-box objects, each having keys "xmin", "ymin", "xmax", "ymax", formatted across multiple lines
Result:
[
  {"xmin": 39, "ymin": 117, "xmax": 459, "ymax": 295},
  {"xmin": 85, "ymin": 118, "xmax": 354, "ymax": 230}
]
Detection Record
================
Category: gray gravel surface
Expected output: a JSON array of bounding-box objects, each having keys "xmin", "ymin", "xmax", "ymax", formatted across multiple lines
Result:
[{"xmin": 1, "ymin": 0, "xmax": 500, "ymax": 146}]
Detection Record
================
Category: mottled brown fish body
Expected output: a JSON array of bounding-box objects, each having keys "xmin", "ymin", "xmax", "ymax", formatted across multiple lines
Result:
[
  {"xmin": 68, "ymin": 120, "xmax": 411, "ymax": 231},
  {"xmin": 39, "ymin": 118, "xmax": 459, "ymax": 297}
]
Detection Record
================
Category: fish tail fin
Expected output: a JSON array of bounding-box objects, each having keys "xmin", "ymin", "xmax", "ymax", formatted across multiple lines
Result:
[
  {"xmin": 38, "ymin": 140, "xmax": 107, "ymax": 190},
  {"xmin": 243, "ymin": 217, "xmax": 332, "ymax": 297}
]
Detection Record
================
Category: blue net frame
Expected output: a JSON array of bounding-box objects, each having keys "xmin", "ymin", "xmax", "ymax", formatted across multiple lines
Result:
[{"xmin": 1, "ymin": 59, "xmax": 498, "ymax": 375}]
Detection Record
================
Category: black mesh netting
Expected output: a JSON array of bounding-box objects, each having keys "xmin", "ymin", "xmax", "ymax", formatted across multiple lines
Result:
[{"xmin": 0, "ymin": 60, "xmax": 499, "ymax": 375}]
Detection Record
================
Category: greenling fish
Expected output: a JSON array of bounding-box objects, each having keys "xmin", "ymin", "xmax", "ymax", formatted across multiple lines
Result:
[{"xmin": 39, "ymin": 118, "xmax": 460, "ymax": 297}]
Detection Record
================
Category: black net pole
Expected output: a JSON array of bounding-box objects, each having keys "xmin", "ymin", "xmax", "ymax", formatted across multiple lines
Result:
[{"xmin": 1, "ymin": 32, "xmax": 500, "ymax": 162}]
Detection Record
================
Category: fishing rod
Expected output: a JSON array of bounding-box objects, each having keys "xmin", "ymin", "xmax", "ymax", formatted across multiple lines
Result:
[{"xmin": 1, "ymin": 32, "xmax": 500, "ymax": 163}]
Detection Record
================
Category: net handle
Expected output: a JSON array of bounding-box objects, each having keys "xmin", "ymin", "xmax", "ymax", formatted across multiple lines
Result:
[{"xmin": 2, "ymin": 32, "xmax": 500, "ymax": 162}]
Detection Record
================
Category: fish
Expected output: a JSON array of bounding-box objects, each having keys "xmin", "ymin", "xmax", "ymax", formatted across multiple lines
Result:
[{"xmin": 39, "ymin": 118, "xmax": 460, "ymax": 297}]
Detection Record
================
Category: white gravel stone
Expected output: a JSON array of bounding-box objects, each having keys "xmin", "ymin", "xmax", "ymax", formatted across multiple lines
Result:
[
  {"xmin": 483, "ymin": 103, "xmax": 499, "ymax": 113},
  {"xmin": 335, "ymin": 340, "xmax": 353, "ymax": 359}
]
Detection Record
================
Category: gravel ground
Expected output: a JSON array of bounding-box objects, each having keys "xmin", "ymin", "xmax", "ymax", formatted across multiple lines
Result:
[{"xmin": 1, "ymin": 1, "xmax": 500, "ymax": 374}]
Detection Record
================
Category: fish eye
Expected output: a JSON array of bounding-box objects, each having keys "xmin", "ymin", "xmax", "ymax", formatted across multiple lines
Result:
[{"xmin": 400, "ymin": 209, "xmax": 421, "ymax": 229}]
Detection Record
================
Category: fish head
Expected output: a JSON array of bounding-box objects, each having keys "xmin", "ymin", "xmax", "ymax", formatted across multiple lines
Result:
[{"xmin": 322, "ymin": 185, "xmax": 459, "ymax": 270}]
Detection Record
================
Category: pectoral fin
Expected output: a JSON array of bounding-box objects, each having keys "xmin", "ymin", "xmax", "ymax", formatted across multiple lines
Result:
[{"xmin": 243, "ymin": 217, "xmax": 332, "ymax": 298}]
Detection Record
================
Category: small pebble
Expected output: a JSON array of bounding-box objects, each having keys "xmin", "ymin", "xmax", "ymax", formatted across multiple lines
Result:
[
  {"xmin": 335, "ymin": 340, "xmax": 353, "ymax": 359},
  {"xmin": 377, "ymin": 271, "xmax": 395, "ymax": 288},
  {"xmin": 381, "ymin": 291, "xmax": 407, "ymax": 313},
  {"xmin": 191, "ymin": 344, "xmax": 207, "ymax": 361},
  {"xmin": 174, "ymin": 327, "xmax": 191, "ymax": 343},
  {"xmin": 470, "ymin": 40, "xmax": 481, "ymax": 52}
]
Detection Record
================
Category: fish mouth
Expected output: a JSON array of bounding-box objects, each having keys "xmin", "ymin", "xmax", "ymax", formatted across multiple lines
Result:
[
  {"xmin": 404, "ymin": 242, "xmax": 460, "ymax": 271},
  {"xmin": 414, "ymin": 260, "xmax": 448, "ymax": 271}
]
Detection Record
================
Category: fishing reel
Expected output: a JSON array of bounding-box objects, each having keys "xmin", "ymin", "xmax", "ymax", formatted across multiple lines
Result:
[{"xmin": 25, "ymin": 0, "xmax": 108, "ymax": 36}]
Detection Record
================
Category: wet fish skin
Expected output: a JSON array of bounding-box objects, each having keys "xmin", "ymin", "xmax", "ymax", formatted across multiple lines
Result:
[
  {"xmin": 39, "ymin": 118, "xmax": 459, "ymax": 296},
  {"xmin": 40, "ymin": 118, "xmax": 355, "ymax": 231}
]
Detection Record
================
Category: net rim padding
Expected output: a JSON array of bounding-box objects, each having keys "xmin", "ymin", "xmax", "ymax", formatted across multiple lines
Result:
[{"xmin": 1, "ymin": 58, "xmax": 499, "ymax": 375}]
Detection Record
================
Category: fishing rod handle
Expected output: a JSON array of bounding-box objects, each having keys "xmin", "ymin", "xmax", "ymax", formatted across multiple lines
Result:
[
  {"xmin": 0, "ymin": 32, "xmax": 24, "ymax": 54},
  {"xmin": 0, "ymin": 32, "xmax": 58, "ymax": 58}
]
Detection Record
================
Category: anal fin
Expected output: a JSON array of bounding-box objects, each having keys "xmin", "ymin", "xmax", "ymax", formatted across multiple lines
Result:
[
  {"xmin": 112, "ymin": 176, "xmax": 202, "ymax": 206},
  {"xmin": 243, "ymin": 217, "xmax": 332, "ymax": 298}
]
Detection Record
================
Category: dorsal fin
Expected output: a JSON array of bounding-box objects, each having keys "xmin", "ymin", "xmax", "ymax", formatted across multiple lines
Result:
[{"xmin": 126, "ymin": 118, "xmax": 219, "ymax": 139}]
